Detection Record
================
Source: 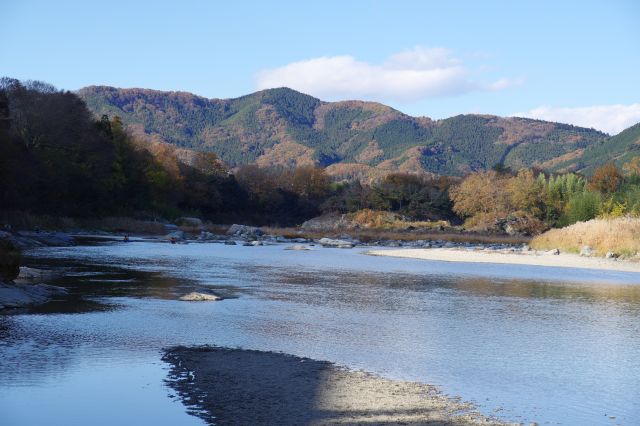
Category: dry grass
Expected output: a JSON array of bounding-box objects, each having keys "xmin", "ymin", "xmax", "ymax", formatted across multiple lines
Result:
[
  {"xmin": 530, "ymin": 217, "xmax": 640, "ymax": 257},
  {"xmin": 263, "ymin": 226, "xmax": 529, "ymax": 245}
]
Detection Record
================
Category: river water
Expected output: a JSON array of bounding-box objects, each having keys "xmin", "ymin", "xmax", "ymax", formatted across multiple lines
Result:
[{"xmin": 1, "ymin": 241, "xmax": 639, "ymax": 425}]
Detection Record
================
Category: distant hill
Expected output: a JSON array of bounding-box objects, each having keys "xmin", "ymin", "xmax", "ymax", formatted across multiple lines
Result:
[
  {"xmin": 78, "ymin": 86, "xmax": 608, "ymax": 177},
  {"xmin": 545, "ymin": 122, "xmax": 640, "ymax": 175}
]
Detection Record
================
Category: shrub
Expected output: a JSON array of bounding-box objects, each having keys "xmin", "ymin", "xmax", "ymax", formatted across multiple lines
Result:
[
  {"xmin": 560, "ymin": 191, "xmax": 601, "ymax": 225},
  {"xmin": 598, "ymin": 198, "xmax": 627, "ymax": 219}
]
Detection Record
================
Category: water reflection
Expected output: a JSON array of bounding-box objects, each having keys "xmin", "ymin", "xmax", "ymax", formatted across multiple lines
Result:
[{"xmin": 242, "ymin": 266, "xmax": 640, "ymax": 313}]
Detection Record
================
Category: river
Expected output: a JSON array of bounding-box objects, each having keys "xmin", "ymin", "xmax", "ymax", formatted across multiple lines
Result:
[{"xmin": 1, "ymin": 240, "xmax": 639, "ymax": 425}]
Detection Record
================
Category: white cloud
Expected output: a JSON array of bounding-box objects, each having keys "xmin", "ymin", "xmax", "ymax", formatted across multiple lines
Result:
[
  {"xmin": 256, "ymin": 46, "xmax": 519, "ymax": 103},
  {"xmin": 514, "ymin": 104, "xmax": 640, "ymax": 135}
]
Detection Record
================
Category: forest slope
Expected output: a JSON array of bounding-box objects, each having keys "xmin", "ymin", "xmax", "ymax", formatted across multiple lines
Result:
[{"xmin": 78, "ymin": 86, "xmax": 608, "ymax": 177}]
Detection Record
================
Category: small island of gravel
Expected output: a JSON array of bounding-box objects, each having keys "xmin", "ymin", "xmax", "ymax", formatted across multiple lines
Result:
[{"xmin": 163, "ymin": 346, "xmax": 508, "ymax": 426}]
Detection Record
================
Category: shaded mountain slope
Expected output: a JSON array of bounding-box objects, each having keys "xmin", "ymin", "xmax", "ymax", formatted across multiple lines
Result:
[{"xmin": 546, "ymin": 123, "xmax": 640, "ymax": 175}]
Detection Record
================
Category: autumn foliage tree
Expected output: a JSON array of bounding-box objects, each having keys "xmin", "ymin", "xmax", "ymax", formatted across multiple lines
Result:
[
  {"xmin": 449, "ymin": 171, "xmax": 510, "ymax": 218},
  {"xmin": 588, "ymin": 163, "xmax": 622, "ymax": 194},
  {"xmin": 507, "ymin": 169, "xmax": 546, "ymax": 217}
]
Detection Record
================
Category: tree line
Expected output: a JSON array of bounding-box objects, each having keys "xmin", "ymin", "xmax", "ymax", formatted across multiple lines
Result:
[
  {"xmin": 450, "ymin": 161, "xmax": 640, "ymax": 234},
  {"xmin": 0, "ymin": 78, "xmax": 451, "ymax": 226},
  {"xmin": 2, "ymin": 78, "xmax": 639, "ymax": 232}
]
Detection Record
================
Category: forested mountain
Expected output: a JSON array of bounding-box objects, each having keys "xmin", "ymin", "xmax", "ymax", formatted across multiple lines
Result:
[
  {"xmin": 4, "ymin": 78, "xmax": 640, "ymax": 229},
  {"xmin": 546, "ymin": 123, "xmax": 640, "ymax": 175},
  {"xmin": 78, "ymin": 86, "xmax": 608, "ymax": 178}
]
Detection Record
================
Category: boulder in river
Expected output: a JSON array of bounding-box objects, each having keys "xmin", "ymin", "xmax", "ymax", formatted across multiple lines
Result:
[
  {"xmin": 0, "ymin": 282, "xmax": 68, "ymax": 310},
  {"xmin": 18, "ymin": 267, "xmax": 57, "ymax": 280},
  {"xmin": 179, "ymin": 292, "xmax": 222, "ymax": 301},
  {"xmin": 318, "ymin": 238, "xmax": 354, "ymax": 248},
  {"xmin": 284, "ymin": 245, "xmax": 311, "ymax": 251}
]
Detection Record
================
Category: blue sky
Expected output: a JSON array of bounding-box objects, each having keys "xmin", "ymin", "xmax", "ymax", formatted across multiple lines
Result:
[{"xmin": 2, "ymin": 0, "xmax": 639, "ymax": 133}]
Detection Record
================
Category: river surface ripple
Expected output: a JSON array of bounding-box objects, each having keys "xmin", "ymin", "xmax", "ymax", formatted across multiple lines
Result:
[{"xmin": 1, "ymin": 241, "xmax": 639, "ymax": 425}]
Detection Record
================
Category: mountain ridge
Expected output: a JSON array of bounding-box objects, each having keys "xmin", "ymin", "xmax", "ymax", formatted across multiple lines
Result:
[
  {"xmin": 78, "ymin": 85, "xmax": 610, "ymax": 177},
  {"xmin": 547, "ymin": 122, "xmax": 640, "ymax": 174}
]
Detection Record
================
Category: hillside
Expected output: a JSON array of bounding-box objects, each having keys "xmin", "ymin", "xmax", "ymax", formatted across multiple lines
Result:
[
  {"xmin": 78, "ymin": 86, "xmax": 608, "ymax": 177},
  {"xmin": 546, "ymin": 123, "xmax": 640, "ymax": 175}
]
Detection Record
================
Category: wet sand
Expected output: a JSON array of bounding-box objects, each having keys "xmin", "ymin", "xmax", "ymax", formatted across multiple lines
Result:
[
  {"xmin": 163, "ymin": 347, "xmax": 508, "ymax": 425},
  {"xmin": 368, "ymin": 248, "xmax": 640, "ymax": 274}
]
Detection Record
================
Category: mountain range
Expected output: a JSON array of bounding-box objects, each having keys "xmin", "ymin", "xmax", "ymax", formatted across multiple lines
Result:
[{"xmin": 78, "ymin": 86, "xmax": 638, "ymax": 179}]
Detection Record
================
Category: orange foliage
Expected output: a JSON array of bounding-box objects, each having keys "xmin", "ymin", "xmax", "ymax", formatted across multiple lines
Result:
[{"xmin": 588, "ymin": 163, "xmax": 622, "ymax": 194}]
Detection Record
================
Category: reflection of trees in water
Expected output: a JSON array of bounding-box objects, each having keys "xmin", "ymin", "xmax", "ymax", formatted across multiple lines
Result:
[
  {"xmin": 452, "ymin": 276, "xmax": 640, "ymax": 306},
  {"xmin": 23, "ymin": 254, "xmax": 240, "ymax": 304},
  {"xmin": 246, "ymin": 265, "xmax": 640, "ymax": 315}
]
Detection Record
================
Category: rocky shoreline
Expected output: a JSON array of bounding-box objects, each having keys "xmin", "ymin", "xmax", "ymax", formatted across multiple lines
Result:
[
  {"xmin": 168, "ymin": 223, "xmax": 527, "ymax": 252},
  {"xmin": 0, "ymin": 230, "xmax": 70, "ymax": 312},
  {"xmin": 0, "ymin": 280, "xmax": 67, "ymax": 311}
]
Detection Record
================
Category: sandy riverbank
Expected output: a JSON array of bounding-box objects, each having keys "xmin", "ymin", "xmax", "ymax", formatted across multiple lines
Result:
[
  {"xmin": 163, "ymin": 347, "xmax": 508, "ymax": 425},
  {"xmin": 368, "ymin": 248, "xmax": 640, "ymax": 274}
]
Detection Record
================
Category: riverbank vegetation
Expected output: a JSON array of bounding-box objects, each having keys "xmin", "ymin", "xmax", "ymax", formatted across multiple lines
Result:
[{"xmin": 530, "ymin": 217, "xmax": 640, "ymax": 257}]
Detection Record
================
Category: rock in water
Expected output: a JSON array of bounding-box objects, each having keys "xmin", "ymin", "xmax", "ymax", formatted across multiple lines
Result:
[
  {"xmin": 318, "ymin": 237, "xmax": 354, "ymax": 248},
  {"xmin": 0, "ymin": 235, "xmax": 21, "ymax": 281},
  {"xmin": 0, "ymin": 282, "xmax": 67, "ymax": 309},
  {"xmin": 179, "ymin": 292, "xmax": 222, "ymax": 301},
  {"xmin": 18, "ymin": 267, "xmax": 57, "ymax": 280},
  {"xmin": 284, "ymin": 245, "xmax": 311, "ymax": 251}
]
